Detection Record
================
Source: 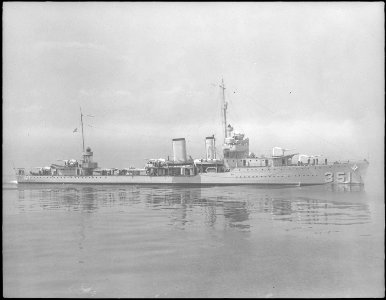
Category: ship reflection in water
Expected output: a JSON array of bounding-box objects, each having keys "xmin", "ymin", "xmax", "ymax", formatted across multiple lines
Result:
[
  {"xmin": 5, "ymin": 182, "xmax": 382, "ymax": 298},
  {"xmin": 15, "ymin": 183, "xmax": 370, "ymax": 230}
]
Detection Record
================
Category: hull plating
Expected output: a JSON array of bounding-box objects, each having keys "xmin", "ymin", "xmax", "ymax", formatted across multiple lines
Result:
[{"xmin": 17, "ymin": 161, "xmax": 368, "ymax": 186}]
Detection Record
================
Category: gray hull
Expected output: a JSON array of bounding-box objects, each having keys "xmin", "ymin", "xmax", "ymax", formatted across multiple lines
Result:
[{"xmin": 16, "ymin": 161, "xmax": 368, "ymax": 186}]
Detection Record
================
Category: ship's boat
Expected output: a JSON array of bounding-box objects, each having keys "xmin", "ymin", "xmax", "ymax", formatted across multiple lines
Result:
[{"xmin": 15, "ymin": 80, "xmax": 369, "ymax": 185}]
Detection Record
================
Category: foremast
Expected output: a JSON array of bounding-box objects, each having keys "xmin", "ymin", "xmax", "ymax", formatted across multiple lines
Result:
[
  {"xmin": 219, "ymin": 79, "xmax": 250, "ymax": 168},
  {"xmin": 220, "ymin": 78, "xmax": 228, "ymax": 142}
]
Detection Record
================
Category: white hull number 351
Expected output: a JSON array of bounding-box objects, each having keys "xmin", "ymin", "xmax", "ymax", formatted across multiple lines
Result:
[{"xmin": 325, "ymin": 172, "xmax": 352, "ymax": 183}]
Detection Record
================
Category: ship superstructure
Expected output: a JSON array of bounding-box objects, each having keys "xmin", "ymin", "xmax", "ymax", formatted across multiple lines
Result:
[{"xmin": 15, "ymin": 80, "xmax": 369, "ymax": 185}]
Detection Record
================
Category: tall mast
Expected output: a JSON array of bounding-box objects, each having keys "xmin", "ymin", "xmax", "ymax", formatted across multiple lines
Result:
[
  {"xmin": 80, "ymin": 107, "xmax": 85, "ymax": 152},
  {"xmin": 220, "ymin": 78, "xmax": 227, "ymax": 141},
  {"xmin": 213, "ymin": 134, "xmax": 216, "ymax": 159}
]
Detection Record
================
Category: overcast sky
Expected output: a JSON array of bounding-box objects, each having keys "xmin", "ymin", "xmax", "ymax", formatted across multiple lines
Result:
[{"xmin": 3, "ymin": 2, "xmax": 384, "ymax": 175}]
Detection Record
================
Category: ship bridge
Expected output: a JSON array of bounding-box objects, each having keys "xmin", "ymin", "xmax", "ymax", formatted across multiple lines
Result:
[{"xmin": 222, "ymin": 124, "xmax": 250, "ymax": 168}]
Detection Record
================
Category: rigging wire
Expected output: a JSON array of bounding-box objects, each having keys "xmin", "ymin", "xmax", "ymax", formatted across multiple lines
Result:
[
  {"xmin": 227, "ymin": 89, "xmax": 363, "ymax": 159},
  {"xmin": 78, "ymin": 81, "xmax": 363, "ymax": 161}
]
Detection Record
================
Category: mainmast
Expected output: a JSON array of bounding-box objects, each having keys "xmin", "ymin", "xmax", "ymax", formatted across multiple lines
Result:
[
  {"xmin": 80, "ymin": 107, "xmax": 85, "ymax": 152},
  {"xmin": 219, "ymin": 78, "xmax": 228, "ymax": 141}
]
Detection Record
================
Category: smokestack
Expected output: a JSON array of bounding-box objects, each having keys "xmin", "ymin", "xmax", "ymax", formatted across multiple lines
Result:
[
  {"xmin": 172, "ymin": 138, "xmax": 187, "ymax": 162},
  {"xmin": 205, "ymin": 136, "xmax": 215, "ymax": 160}
]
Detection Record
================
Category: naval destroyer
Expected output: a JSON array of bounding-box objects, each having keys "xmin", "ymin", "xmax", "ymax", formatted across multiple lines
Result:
[{"xmin": 15, "ymin": 80, "xmax": 369, "ymax": 186}]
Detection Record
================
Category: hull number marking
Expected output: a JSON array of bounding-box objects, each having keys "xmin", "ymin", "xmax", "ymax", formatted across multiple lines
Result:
[{"xmin": 325, "ymin": 172, "xmax": 352, "ymax": 183}]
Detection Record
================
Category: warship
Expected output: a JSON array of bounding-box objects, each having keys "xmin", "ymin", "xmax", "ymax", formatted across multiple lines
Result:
[{"xmin": 15, "ymin": 80, "xmax": 369, "ymax": 186}]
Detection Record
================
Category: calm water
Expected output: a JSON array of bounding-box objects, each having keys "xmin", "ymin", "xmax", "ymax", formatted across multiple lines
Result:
[{"xmin": 3, "ymin": 179, "xmax": 384, "ymax": 297}]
